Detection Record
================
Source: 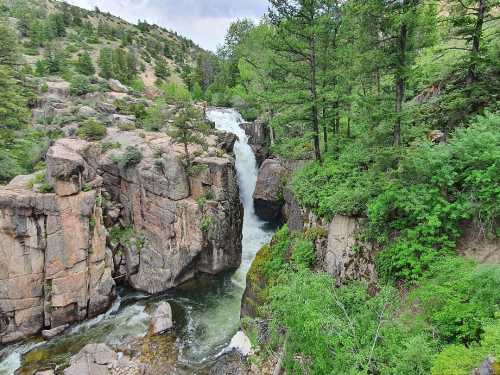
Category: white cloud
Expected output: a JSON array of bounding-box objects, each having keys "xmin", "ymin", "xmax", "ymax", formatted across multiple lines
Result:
[{"xmin": 62, "ymin": 0, "xmax": 267, "ymax": 51}]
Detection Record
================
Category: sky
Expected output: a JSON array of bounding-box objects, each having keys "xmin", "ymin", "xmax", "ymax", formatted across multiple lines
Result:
[{"xmin": 64, "ymin": 0, "xmax": 268, "ymax": 51}]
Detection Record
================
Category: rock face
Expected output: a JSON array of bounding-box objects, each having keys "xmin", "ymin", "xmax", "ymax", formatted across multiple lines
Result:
[
  {"xmin": 0, "ymin": 139, "xmax": 116, "ymax": 344},
  {"xmin": 458, "ymin": 222, "xmax": 500, "ymax": 264},
  {"xmin": 108, "ymin": 79, "xmax": 129, "ymax": 93},
  {"xmin": 282, "ymin": 189, "xmax": 377, "ymax": 285},
  {"xmin": 322, "ymin": 216, "xmax": 377, "ymax": 285},
  {"xmin": 240, "ymin": 120, "xmax": 269, "ymax": 166},
  {"xmin": 101, "ymin": 129, "xmax": 243, "ymax": 294},
  {"xmin": 150, "ymin": 302, "xmax": 173, "ymax": 334},
  {"xmin": 0, "ymin": 116, "xmax": 243, "ymax": 343},
  {"xmin": 253, "ymin": 159, "xmax": 286, "ymax": 222},
  {"xmin": 63, "ymin": 343, "xmax": 146, "ymax": 375},
  {"xmin": 471, "ymin": 357, "xmax": 498, "ymax": 375}
]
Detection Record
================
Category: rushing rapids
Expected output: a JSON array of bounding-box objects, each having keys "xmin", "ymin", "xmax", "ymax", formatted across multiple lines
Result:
[{"xmin": 0, "ymin": 108, "xmax": 275, "ymax": 374}]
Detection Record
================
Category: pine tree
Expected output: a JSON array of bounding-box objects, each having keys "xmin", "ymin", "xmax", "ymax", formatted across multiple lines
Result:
[
  {"xmin": 168, "ymin": 104, "xmax": 209, "ymax": 170},
  {"xmin": 76, "ymin": 51, "xmax": 95, "ymax": 76},
  {"xmin": 267, "ymin": 0, "xmax": 337, "ymax": 162},
  {"xmin": 0, "ymin": 20, "xmax": 19, "ymax": 66},
  {"xmin": 0, "ymin": 67, "xmax": 29, "ymax": 131},
  {"xmin": 98, "ymin": 48, "xmax": 113, "ymax": 79},
  {"xmin": 155, "ymin": 58, "xmax": 170, "ymax": 80}
]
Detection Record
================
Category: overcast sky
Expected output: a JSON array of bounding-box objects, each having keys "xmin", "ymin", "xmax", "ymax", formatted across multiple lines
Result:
[{"xmin": 63, "ymin": 0, "xmax": 268, "ymax": 51}]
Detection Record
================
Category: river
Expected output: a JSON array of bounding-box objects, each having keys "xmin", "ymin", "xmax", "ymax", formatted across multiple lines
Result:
[{"xmin": 0, "ymin": 108, "xmax": 275, "ymax": 374}]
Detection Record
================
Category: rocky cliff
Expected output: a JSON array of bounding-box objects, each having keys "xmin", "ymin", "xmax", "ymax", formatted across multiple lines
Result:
[
  {"xmin": 0, "ymin": 155, "xmax": 115, "ymax": 344},
  {"xmin": 0, "ymin": 102, "xmax": 243, "ymax": 343},
  {"xmin": 100, "ymin": 128, "xmax": 243, "ymax": 294}
]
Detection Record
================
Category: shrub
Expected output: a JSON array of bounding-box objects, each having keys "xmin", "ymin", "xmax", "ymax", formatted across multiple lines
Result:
[
  {"xmin": 201, "ymin": 215, "xmax": 212, "ymax": 233},
  {"xmin": 371, "ymin": 113, "xmax": 500, "ymax": 281},
  {"xmin": 431, "ymin": 318, "xmax": 500, "ymax": 375},
  {"xmin": 290, "ymin": 238, "xmax": 315, "ymax": 270},
  {"xmin": 70, "ymin": 74, "xmax": 92, "ymax": 96},
  {"xmin": 113, "ymin": 146, "xmax": 143, "ymax": 169},
  {"xmin": 77, "ymin": 119, "xmax": 107, "ymax": 141},
  {"xmin": 409, "ymin": 257, "xmax": 500, "ymax": 345},
  {"xmin": 161, "ymin": 82, "xmax": 191, "ymax": 104},
  {"xmin": 118, "ymin": 122, "xmax": 136, "ymax": 131},
  {"xmin": 267, "ymin": 270, "xmax": 417, "ymax": 375},
  {"xmin": 101, "ymin": 141, "xmax": 121, "ymax": 153}
]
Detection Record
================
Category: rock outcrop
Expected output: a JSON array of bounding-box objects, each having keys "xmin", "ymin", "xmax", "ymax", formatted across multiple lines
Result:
[
  {"xmin": 108, "ymin": 79, "xmax": 129, "ymax": 93},
  {"xmin": 322, "ymin": 216, "xmax": 377, "ymax": 285},
  {"xmin": 101, "ymin": 129, "xmax": 243, "ymax": 294},
  {"xmin": 240, "ymin": 120, "xmax": 269, "ymax": 166},
  {"xmin": 458, "ymin": 222, "xmax": 500, "ymax": 264},
  {"xmin": 150, "ymin": 302, "xmax": 173, "ymax": 335},
  {"xmin": 63, "ymin": 343, "xmax": 146, "ymax": 375},
  {"xmin": 0, "ymin": 139, "xmax": 116, "ymax": 344},
  {"xmin": 253, "ymin": 159, "xmax": 286, "ymax": 222},
  {"xmin": 283, "ymin": 189, "xmax": 377, "ymax": 285}
]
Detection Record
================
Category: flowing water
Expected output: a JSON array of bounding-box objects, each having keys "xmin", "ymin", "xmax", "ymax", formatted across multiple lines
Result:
[{"xmin": 0, "ymin": 108, "xmax": 275, "ymax": 374}]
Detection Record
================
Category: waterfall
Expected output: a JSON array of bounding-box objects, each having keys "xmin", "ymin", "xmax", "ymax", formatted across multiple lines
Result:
[{"xmin": 206, "ymin": 108, "xmax": 271, "ymax": 285}]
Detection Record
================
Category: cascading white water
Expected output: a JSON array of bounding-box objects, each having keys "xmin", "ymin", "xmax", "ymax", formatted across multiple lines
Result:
[
  {"xmin": 0, "ymin": 108, "xmax": 274, "ymax": 373},
  {"xmin": 207, "ymin": 108, "xmax": 272, "ymax": 285},
  {"xmin": 176, "ymin": 108, "xmax": 275, "ymax": 364}
]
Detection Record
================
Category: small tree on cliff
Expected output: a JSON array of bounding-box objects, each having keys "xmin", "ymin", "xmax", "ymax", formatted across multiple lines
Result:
[{"xmin": 167, "ymin": 104, "xmax": 209, "ymax": 172}]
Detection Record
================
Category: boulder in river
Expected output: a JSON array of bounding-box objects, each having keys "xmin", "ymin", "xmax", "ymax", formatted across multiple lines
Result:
[
  {"xmin": 42, "ymin": 324, "xmax": 69, "ymax": 340},
  {"xmin": 150, "ymin": 302, "xmax": 173, "ymax": 335}
]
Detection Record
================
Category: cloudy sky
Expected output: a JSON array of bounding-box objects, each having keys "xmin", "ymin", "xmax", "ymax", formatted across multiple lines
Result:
[{"xmin": 64, "ymin": 0, "xmax": 268, "ymax": 51}]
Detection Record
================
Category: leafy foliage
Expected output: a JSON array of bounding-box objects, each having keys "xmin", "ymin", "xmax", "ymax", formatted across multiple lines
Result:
[
  {"xmin": 113, "ymin": 145, "xmax": 143, "ymax": 169},
  {"xmin": 76, "ymin": 119, "xmax": 107, "ymax": 141}
]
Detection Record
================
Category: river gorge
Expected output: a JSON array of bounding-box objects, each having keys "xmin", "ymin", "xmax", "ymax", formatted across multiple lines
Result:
[{"xmin": 0, "ymin": 108, "xmax": 275, "ymax": 374}]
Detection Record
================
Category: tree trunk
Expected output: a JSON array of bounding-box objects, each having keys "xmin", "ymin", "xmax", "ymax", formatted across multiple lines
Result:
[
  {"xmin": 322, "ymin": 107, "xmax": 328, "ymax": 153},
  {"xmin": 394, "ymin": 22, "xmax": 407, "ymax": 147},
  {"xmin": 467, "ymin": 0, "xmax": 486, "ymax": 85},
  {"xmin": 310, "ymin": 37, "xmax": 322, "ymax": 163},
  {"xmin": 269, "ymin": 107, "xmax": 275, "ymax": 145}
]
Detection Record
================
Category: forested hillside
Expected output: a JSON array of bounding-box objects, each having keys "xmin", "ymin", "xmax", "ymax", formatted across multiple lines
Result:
[{"xmin": 0, "ymin": 0, "xmax": 211, "ymax": 183}]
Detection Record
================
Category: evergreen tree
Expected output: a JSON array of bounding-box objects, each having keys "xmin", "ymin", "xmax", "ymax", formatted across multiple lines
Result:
[
  {"xmin": 0, "ymin": 67, "xmax": 29, "ymax": 131},
  {"xmin": 76, "ymin": 51, "xmax": 95, "ymax": 75},
  {"xmin": 0, "ymin": 20, "xmax": 19, "ymax": 66},
  {"xmin": 48, "ymin": 13, "xmax": 66, "ymax": 38},
  {"xmin": 267, "ymin": 0, "xmax": 338, "ymax": 162},
  {"xmin": 168, "ymin": 104, "xmax": 209, "ymax": 170},
  {"xmin": 98, "ymin": 47, "xmax": 113, "ymax": 79},
  {"xmin": 154, "ymin": 58, "xmax": 170, "ymax": 80},
  {"xmin": 45, "ymin": 44, "xmax": 66, "ymax": 73}
]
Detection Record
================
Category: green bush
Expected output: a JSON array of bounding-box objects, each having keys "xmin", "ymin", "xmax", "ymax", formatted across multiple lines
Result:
[
  {"xmin": 431, "ymin": 318, "xmax": 500, "ymax": 375},
  {"xmin": 371, "ymin": 113, "xmax": 500, "ymax": 281},
  {"xmin": 267, "ymin": 270, "xmax": 430, "ymax": 375},
  {"xmin": 292, "ymin": 143, "xmax": 393, "ymax": 219},
  {"xmin": 290, "ymin": 238, "xmax": 315, "ymax": 270},
  {"xmin": 113, "ymin": 146, "xmax": 143, "ymax": 169},
  {"xmin": 77, "ymin": 119, "xmax": 107, "ymax": 141},
  {"xmin": 409, "ymin": 257, "xmax": 500, "ymax": 345},
  {"xmin": 201, "ymin": 215, "xmax": 212, "ymax": 233},
  {"xmin": 70, "ymin": 74, "xmax": 92, "ymax": 96},
  {"xmin": 161, "ymin": 82, "xmax": 191, "ymax": 104}
]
